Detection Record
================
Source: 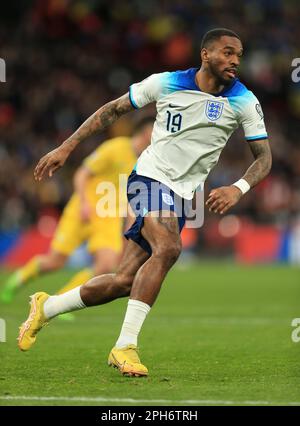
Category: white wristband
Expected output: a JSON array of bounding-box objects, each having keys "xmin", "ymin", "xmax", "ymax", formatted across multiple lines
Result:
[{"xmin": 232, "ymin": 178, "xmax": 250, "ymax": 194}]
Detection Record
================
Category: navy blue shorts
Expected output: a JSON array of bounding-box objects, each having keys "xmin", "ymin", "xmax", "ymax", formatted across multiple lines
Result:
[{"xmin": 124, "ymin": 170, "xmax": 191, "ymax": 255}]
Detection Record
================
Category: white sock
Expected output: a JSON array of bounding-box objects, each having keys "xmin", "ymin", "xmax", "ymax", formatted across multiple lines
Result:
[
  {"xmin": 43, "ymin": 286, "xmax": 86, "ymax": 319},
  {"xmin": 115, "ymin": 299, "xmax": 151, "ymax": 349}
]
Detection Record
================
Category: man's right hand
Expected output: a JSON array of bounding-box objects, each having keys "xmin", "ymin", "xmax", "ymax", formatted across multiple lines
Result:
[
  {"xmin": 34, "ymin": 93, "xmax": 134, "ymax": 182},
  {"xmin": 34, "ymin": 145, "xmax": 71, "ymax": 181}
]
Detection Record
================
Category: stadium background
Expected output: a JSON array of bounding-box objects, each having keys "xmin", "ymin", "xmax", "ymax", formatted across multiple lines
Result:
[
  {"xmin": 0, "ymin": 0, "xmax": 299, "ymax": 408},
  {"xmin": 0, "ymin": 0, "xmax": 299, "ymax": 266}
]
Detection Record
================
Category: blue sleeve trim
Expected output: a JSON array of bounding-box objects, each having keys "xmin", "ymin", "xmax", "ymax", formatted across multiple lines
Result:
[
  {"xmin": 129, "ymin": 86, "xmax": 139, "ymax": 109},
  {"xmin": 246, "ymin": 134, "xmax": 268, "ymax": 141}
]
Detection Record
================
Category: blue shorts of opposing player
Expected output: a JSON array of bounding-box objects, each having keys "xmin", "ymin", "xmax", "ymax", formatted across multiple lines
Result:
[{"xmin": 124, "ymin": 170, "xmax": 192, "ymax": 255}]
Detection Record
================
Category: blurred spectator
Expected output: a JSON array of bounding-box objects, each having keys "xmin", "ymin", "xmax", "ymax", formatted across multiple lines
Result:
[{"xmin": 0, "ymin": 0, "xmax": 299, "ymax": 257}]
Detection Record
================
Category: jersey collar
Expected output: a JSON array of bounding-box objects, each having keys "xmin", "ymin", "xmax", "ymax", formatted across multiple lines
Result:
[{"xmin": 193, "ymin": 68, "xmax": 238, "ymax": 97}]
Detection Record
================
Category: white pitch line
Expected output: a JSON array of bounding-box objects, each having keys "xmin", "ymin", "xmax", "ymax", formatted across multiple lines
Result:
[{"xmin": 0, "ymin": 396, "xmax": 299, "ymax": 405}]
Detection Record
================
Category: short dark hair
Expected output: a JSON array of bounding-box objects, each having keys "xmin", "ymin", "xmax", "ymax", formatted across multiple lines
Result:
[
  {"xmin": 201, "ymin": 28, "xmax": 241, "ymax": 49},
  {"xmin": 132, "ymin": 115, "xmax": 155, "ymax": 135}
]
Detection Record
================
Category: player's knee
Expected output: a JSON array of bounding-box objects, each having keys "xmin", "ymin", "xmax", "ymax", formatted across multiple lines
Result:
[
  {"xmin": 153, "ymin": 239, "xmax": 182, "ymax": 267},
  {"xmin": 165, "ymin": 242, "xmax": 182, "ymax": 265},
  {"xmin": 50, "ymin": 256, "xmax": 66, "ymax": 270},
  {"xmin": 40, "ymin": 253, "xmax": 66, "ymax": 271}
]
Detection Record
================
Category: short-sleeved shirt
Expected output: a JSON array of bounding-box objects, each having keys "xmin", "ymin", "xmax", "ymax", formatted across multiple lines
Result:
[{"xmin": 129, "ymin": 68, "xmax": 268, "ymax": 200}]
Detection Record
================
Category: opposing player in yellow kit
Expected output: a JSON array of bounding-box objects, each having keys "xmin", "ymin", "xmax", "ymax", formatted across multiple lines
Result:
[{"xmin": 1, "ymin": 117, "xmax": 153, "ymax": 304}]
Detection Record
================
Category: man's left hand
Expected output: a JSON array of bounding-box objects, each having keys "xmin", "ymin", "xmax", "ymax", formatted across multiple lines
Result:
[{"xmin": 206, "ymin": 185, "xmax": 243, "ymax": 214}]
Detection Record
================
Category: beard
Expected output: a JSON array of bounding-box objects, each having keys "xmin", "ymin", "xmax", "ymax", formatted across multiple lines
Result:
[{"xmin": 209, "ymin": 61, "xmax": 234, "ymax": 86}]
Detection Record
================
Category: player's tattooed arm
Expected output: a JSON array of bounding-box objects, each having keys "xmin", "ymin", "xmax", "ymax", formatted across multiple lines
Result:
[
  {"xmin": 206, "ymin": 139, "xmax": 272, "ymax": 215},
  {"xmin": 62, "ymin": 93, "xmax": 133, "ymax": 152},
  {"xmin": 242, "ymin": 138, "xmax": 272, "ymax": 187},
  {"xmin": 34, "ymin": 93, "xmax": 134, "ymax": 180}
]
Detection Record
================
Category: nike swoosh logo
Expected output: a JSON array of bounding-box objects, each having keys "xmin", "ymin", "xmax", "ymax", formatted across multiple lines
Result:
[{"xmin": 168, "ymin": 103, "xmax": 180, "ymax": 108}]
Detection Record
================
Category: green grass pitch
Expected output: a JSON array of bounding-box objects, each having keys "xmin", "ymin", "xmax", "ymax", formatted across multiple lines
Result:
[{"xmin": 0, "ymin": 262, "xmax": 299, "ymax": 406}]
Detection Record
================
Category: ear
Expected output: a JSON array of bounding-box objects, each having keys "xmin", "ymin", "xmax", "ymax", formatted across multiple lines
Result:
[{"xmin": 201, "ymin": 48, "xmax": 209, "ymax": 63}]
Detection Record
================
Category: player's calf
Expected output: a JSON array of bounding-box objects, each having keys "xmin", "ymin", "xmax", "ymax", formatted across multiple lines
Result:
[{"xmin": 80, "ymin": 273, "xmax": 133, "ymax": 306}]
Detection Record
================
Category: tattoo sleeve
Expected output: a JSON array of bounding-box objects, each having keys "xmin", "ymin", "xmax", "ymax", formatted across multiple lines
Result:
[
  {"xmin": 62, "ymin": 93, "xmax": 134, "ymax": 152},
  {"xmin": 242, "ymin": 139, "xmax": 272, "ymax": 188}
]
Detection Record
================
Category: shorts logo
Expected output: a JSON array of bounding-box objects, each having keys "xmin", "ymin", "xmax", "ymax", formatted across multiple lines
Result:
[
  {"xmin": 205, "ymin": 100, "xmax": 224, "ymax": 121},
  {"xmin": 162, "ymin": 193, "xmax": 174, "ymax": 206}
]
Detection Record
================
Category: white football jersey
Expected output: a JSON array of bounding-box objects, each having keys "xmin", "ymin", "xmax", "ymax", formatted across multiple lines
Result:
[{"xmin": 129, "ymin": 68, "xmax": 268, "ymax": 200}]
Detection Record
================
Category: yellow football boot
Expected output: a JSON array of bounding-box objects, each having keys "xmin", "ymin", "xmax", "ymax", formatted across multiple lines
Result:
[
  {"xmin": 108, "ymin": 344, "xmax": 148, "ymax": 377},
  {"xmin": 18, "ymin": 292, "xmax": 49, "ymax": 351}
]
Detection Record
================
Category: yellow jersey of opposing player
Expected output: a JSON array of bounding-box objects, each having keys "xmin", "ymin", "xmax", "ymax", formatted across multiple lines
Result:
[{"xmin": 51, "ymin": 137, "xmax": 136, "ymax": 255}]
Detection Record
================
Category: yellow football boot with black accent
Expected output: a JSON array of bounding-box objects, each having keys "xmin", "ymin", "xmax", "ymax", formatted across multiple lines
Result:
[
  {"xmin": 108, "ymin": 344, "xmax": 148, "ymax": 377},
  {"xmin": 18, "ymin": 292, "xmax": 49, "ymax": 351}
]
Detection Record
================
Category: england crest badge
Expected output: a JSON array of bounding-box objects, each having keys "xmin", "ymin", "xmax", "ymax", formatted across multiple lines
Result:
[{"xmin": 205, "ymin": 100, "xmax": 224, "ymax": 121}]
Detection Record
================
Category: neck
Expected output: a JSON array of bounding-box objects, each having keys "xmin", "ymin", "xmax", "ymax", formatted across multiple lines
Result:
[
  {"xmin": 132, "ymin": 140, "xmax": 141, "ymax": 157},
  {"xmin": 195, "ymin": 66, "xmax": 226, "ymax": 94}
]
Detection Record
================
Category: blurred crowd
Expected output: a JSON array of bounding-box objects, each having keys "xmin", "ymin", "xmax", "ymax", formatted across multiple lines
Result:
[{"xmin": 0, "ymin": 0, "xmax": 299, "ymax": 236}]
